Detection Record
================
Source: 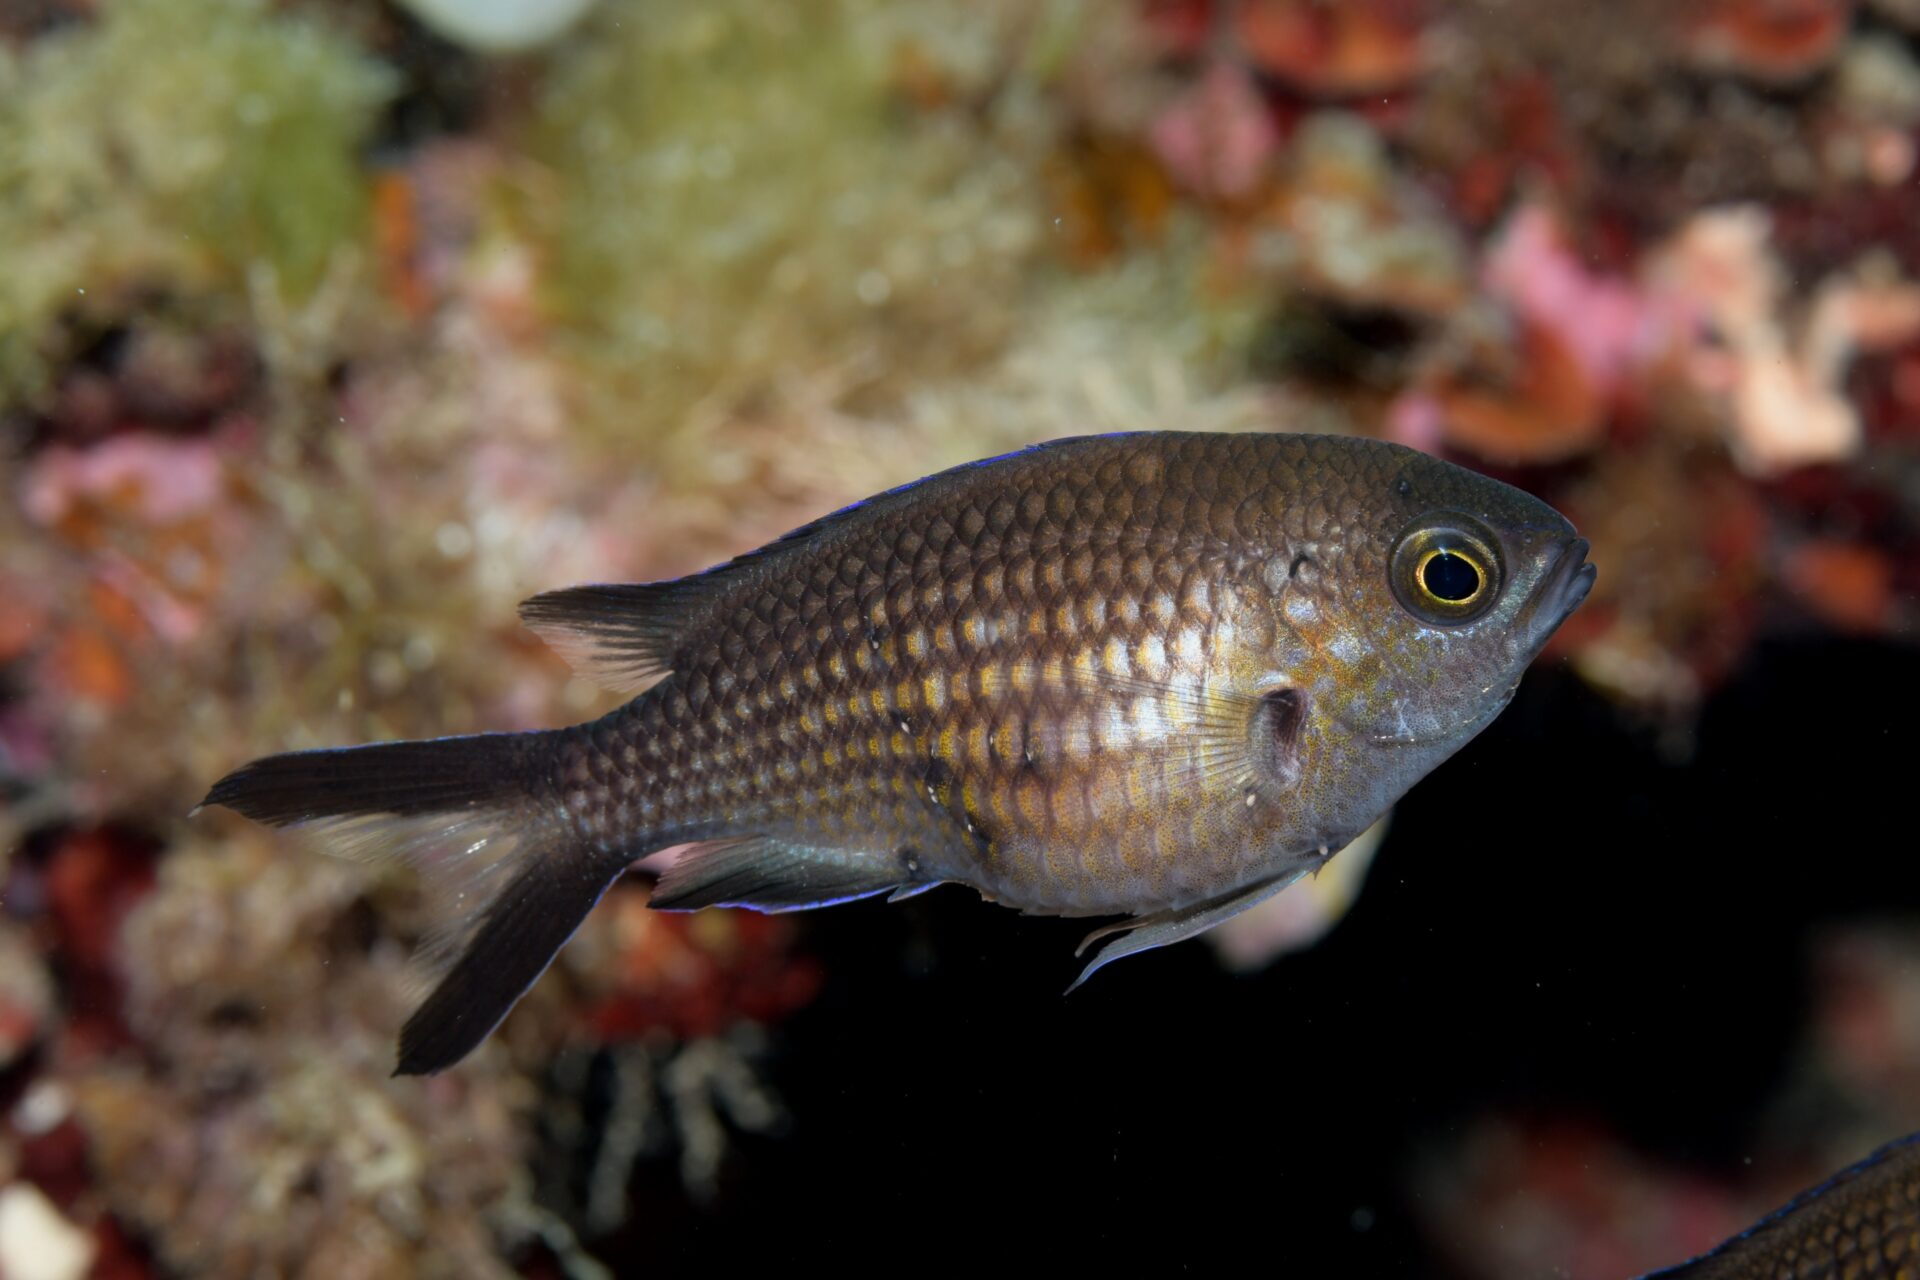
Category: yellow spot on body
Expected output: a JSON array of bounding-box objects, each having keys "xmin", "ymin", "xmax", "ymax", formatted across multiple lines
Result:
[
  {"xmin": 869, "ymin": 689, "xmax": 889, "ymax": 715},
  {"xmin": 1011, "ymin": 657, "xmax": 1036, "ymax": 694},
  {"xmin": 1017, "ymin": 778, "xmax": 1047, "ymax": 827},
  {"xmin": 967, "ymin": 723, "xmax": 989, "ymax": 763},
  {"xmin": 977, "ymin": 664, "xmax": 1004, "ymax": 698},
  {"xmin": 1054, "ymin": 604, "xmax": 1075, "ymax": 635},
  {"xmin": 1139, "ymin": 768, "xmax": 1177, "ymax": 820},
  {"xmin": 924, "ymin": 672, "xmax": 948, "ymax": 711},
  {"xmin": 854, "ymin": 645, "xmax": 872, "ymax": 673},
  {"xmin": 907, "ymin": 629, "xmax": 929, "ymax": 660},
  {"xmin": 879, "ymin": 637, "xmax": 898, "ymax": 665},
  {"xmin": 1136, "ymin": 634, "xmax": 1167, "ymax": 674},
  {"xmin": 801, "ymin": 708, "xmax": 822, "ymax": 735},
  {"xmin": 823, "ymin": 744, "xmax": 841, "ymax": 768},
  {"xmin": 821, "ymin": 701, "xmax": 840, "ymax": 728},
  {"xmin": 935, "ymin": 623, "xmax": 956, "ymax": 654},
  {"xmin": 937, "ymin": 726, "xmax": 957, "ymax": 762},
  {"xmin": 1102, "ymin": 637, "xmax": 1130, "ymax": 678},
  {"xmin": 992, "ymin": 721, "xmax": 1017, "ymax": 761},
  {"xmin": 891, "ymin": 730, "xmax": 910, "ymax": 755},
  {"xmin": 828, "ymin": 653, "xmax": 848, "ymax": 681},
  {"xmin": 1010, "ymin": 554, "xmax": 1037, "ymax": 595},
  {"xmin": 962, "ymin": 615, "xmax": 985, "ymax": 647}
]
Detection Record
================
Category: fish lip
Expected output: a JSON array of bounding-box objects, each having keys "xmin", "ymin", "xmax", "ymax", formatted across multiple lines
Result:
[{"xmin": 1528, "ymin": 536, "xmax": 1595, "ymax": 645}]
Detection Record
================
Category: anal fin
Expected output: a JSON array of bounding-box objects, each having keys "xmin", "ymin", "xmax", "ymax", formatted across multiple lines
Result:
[
  {"xmin": 648, "ymin": 838, "xmax": 905, "ymax": 913},
  {"xmin": 1065, "ymin": 870, "xmax": 1309, "ymax": 994}
]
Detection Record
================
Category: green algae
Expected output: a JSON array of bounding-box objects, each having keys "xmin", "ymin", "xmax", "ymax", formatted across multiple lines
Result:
[
  {"xmin": 0, "ymin": 0, "xmax": 392, "ymax": 402},
  {"xmin": 524, "ymin": 0, "xmax": 1055, "ymax": 456}
]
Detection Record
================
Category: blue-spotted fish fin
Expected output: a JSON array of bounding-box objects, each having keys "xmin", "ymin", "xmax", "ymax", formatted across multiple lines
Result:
[
  {"xmin": 648, "ymin": 837, "xmax": 906, "ymax": 913},
  {"xmin": 1064, "ymin": 869, "xmax": 1310, "ymax": 994}
]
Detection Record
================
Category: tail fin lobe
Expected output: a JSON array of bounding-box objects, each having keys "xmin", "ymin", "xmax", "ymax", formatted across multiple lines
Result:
[
  {"xmin": 201, "ymin": 730, "xmax": 623, "ymax": 1075},
  {"xmin": 198, "ymin": 733, "xmax": 541, "ymax": 824}
]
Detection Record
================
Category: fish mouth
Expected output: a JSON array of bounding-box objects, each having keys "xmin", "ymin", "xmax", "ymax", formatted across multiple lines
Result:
[{"xmin": 1527, "ymin": 536, "xmax": 1595, "ymax": 646}]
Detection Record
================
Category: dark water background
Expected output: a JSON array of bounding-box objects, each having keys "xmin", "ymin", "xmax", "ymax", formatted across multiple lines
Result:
[{"xmin": 590, "ymin": 636, "xmax": 1918, "ymax": 1274}]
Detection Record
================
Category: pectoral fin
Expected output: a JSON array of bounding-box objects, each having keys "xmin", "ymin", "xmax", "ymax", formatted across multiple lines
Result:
[{"xmin": 1065, "ymin": 870, "xmax": 1309, "ymax": 994}]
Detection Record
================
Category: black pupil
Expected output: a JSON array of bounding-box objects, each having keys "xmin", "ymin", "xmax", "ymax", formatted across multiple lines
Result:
[{"xmin": 1422, "ymin": 551, "xmax": 1481, "ymax": 602}]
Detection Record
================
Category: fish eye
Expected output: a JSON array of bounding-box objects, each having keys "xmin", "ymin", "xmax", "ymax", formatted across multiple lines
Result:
[
  {"xmin": 1419, "ymin": 549, "xmax": 1481, "ymax": 602},
  {"xmin": 1390, "ymin": 517, "xmax": 1503, "ymax": 625}
]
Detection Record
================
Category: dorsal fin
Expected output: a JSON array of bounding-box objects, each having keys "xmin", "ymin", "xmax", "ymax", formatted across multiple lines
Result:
[
  {"xmin": 518, "ymin": 583, "xmax": 692, "ymax": 694},
  {"xmin": 519, "ymin": 436, "xmax": 1111, "ymax": 693}
]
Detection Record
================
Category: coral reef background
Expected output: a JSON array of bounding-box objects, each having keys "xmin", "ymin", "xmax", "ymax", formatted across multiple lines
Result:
[{"xmin": 1, "ymin": 1, "xmax": 1918, "ymax": 1275}]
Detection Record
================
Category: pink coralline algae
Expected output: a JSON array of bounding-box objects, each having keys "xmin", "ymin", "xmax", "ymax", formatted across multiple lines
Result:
[{"xmin": 1149, "ymin": 61, "xmax": 1281, "ymax": 204}]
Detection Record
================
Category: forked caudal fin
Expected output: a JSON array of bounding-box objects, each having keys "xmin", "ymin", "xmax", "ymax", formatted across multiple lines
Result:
[{"xmin": 198, "ymin": 731, "xmax": 624, "ymax": 1076}]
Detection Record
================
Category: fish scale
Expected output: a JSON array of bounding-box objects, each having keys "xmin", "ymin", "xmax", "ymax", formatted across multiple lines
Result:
[
  {"xmin": 553, "ymin": 439, "xmax": 1272, "ymax": 908},
  {"xmin": 202, "ymin": 431, "xmax": 1594, "ymax": 1073},
  {"xmin": 1643, "ymin": 1133, "xmax": 1920, "ymax": 1278}
]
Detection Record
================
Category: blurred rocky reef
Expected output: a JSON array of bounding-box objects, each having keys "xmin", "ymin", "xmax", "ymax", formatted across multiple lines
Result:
[{"xmin": 2, "ymin": 1, "xmax": 1919, "ymax": 1276}]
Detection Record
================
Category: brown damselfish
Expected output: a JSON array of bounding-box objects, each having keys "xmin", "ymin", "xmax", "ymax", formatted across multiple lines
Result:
[{"xmin": 202, "ymin": 432, "xmax": 1595, "ymax": 1074}]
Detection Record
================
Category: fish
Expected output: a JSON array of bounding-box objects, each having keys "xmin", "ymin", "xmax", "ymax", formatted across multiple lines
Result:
[
  {"xmin": 199, "ymin": 431, "xmax": 1595, "ymax": 1074},
  {"xmin": 1642, "ymin": 1132, "xmax": 1920, "ymax": 1278}
]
